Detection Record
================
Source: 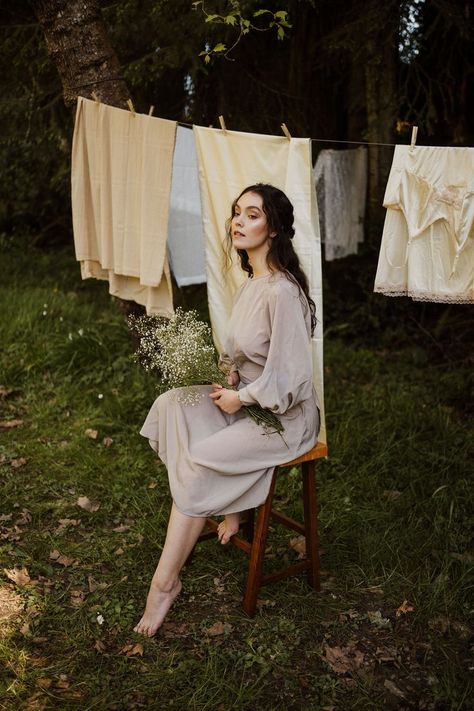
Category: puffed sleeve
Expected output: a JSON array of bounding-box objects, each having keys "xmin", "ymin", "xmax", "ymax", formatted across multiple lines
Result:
[{"xmin": 237, "ymin": 281, "xmax": 313, "ymax": 414}]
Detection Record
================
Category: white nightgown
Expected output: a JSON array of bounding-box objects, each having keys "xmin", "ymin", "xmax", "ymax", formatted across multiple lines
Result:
[{"xmin": 140, "ymin": 271, "xmax": 320, "ymax": 517}]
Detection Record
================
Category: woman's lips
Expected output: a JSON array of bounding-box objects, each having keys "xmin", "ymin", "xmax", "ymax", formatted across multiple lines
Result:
[{"xmin": 233, "ymin": 231, "xmax": 245, "ymax": 237}]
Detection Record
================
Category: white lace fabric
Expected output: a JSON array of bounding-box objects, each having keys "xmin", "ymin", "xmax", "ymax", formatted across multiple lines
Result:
[
  {"xmin": 374, "ymin": 145, "xmax": 474, "ymax": 304},
  {"xmin": 313, "ymin": 147, "xmax": 367, "ymax": 261}
]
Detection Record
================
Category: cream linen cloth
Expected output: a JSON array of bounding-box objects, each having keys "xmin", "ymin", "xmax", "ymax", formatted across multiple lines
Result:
[
  {"xmin": 374, "ymin": 145, "xmax": 474, "ymax": 303},
  {"xmin": 314, "ymin": 147, "xmax": 367, "ymax": 260},
  {"xmin": 71, "ymin": 96, "xmax": 177, "ymax": 315},
  {"xmin": 167, "ymin": 126, "xmax": 207, "ymax": 286},
  {"xmin": 193, "ymin": 125, "xmax": 326, "ymax": 445}
]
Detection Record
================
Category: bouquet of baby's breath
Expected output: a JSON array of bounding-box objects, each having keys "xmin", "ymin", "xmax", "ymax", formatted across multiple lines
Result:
[{"xmin": 128, "ymin": 308, "xmax": 284, "ymax": 436}]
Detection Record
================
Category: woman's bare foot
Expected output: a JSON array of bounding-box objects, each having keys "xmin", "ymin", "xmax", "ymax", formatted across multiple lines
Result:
[
  {"xmin": 133, "ymin": 578, "xmax": 182, "ymax": 637},
  {"xmin": 217, "ymin": 513, "xmax": 240, "ymax": 545}
]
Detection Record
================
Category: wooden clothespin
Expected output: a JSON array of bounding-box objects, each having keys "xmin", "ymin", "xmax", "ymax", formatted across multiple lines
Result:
[
  {"xmin": 281, "ymin": 123, "xmax": 292, "ymax": 140},
  {"xmin": 218, "ymin": 115, "xmax": 227, "ymax": 133},
  {"xmin": 127, "ymin": 98, "xmax": 136, "ymax": 115},
  {"xmin": 148, "ymin": 105, "xmax": 154, "ymax": 116},
  {"xmin": 410, "ymin": 125, "xmax": 418, "ymax": 149},
  {"xmin": 91, "ymin": 91, "xmax": 100, "ymax": 103}
]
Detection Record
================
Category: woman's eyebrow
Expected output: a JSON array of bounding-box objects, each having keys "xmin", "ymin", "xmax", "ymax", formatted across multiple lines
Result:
[{"xmin": 235, "ymin": 205, "xmax": 262, "ymax": 212}]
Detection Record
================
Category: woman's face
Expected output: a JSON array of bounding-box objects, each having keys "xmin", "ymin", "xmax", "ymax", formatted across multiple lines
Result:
[{"xmin": 231, "ymin": 191, "xmax": 274, "ymax": 253}]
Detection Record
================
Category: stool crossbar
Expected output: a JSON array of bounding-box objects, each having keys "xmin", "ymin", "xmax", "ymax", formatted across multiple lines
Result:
[{"xmin": 195, "ymin": 441, "xmax": 328, "ymax": 616}]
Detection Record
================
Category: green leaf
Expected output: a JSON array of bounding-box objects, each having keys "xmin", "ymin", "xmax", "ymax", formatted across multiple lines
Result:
[
  {"xmin": 224, "ymin": 14, "xmax": 237, "ymax": 25},
  {"xmin": 277, "ymin": 25, "xmax": 285, "ymax": 39},
  {"xmin": 198, "ymin": 50, "xmax": 208, "ymax": 56},
  {"xmin": 241, "ymin": 18, "xmax": 250, "ymax": 28},
  {"xmin": 275, "ymin": 10, "xmax": 288, "ymax": 20},
  {"xmin": 213, "ymin": 43, "xmax": 227, "ymax": 53},
  {"xmin": 253, "ymin": 9, "xmax": 271, "ymax": 17},
  {"xmin": 204, "ymin": 54, "xmax": 211, "ymax": 64},
  {"xmin": 205, "ymin": 14, "xmax": 219, "ymax": 23}
]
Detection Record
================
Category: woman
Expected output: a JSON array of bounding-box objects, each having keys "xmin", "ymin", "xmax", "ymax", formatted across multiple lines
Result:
[{"xmin": 134, "ymin": 183, "xmax": 320, "ymax": 636}]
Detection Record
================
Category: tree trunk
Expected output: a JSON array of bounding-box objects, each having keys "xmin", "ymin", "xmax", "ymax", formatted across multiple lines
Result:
[
  {"xmin": 364, "ymin": 33, "xmax": 398, "ymax": 243},
  {"xmin": 31, "ymin": 0, "xmax": 129, "ymax": 109},
  {"xmin": 32, "ymin": 0, "xmax": 142, "ymax": 317}
]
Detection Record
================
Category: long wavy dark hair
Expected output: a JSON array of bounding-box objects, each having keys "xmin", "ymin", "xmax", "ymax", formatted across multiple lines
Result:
[{"xmin": 226, "ymin": 183, "xmax": 316, "ymax": 335}]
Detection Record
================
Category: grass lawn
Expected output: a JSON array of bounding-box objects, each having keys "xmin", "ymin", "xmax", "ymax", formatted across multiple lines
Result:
[{"xmin": 0, "ymin": 244, "xmax": 472, "ymax": 710}]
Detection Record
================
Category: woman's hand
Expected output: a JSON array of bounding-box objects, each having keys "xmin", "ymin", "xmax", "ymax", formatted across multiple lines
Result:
[
  {"xmin": 227, "ymin": 371, "xmax": 240, "ymax": 387},
  {"xmin": 209, "ymin": 385, "xmax": 242, "ymax": 414}
]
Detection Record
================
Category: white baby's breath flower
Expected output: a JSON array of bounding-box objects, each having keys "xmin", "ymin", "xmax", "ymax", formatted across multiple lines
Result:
[{"xmin": 96, "ymin": 613, "xmax": 105, "ymax": 625}]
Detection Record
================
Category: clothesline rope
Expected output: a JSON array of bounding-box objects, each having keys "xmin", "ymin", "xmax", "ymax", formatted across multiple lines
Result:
[
  {"xmin": 66, "ymin": 81, "xmax": 400, "ymax": 148},
  {"xmin": 176, "ymin": 119, "xmax": 398, "ymax": 147}
]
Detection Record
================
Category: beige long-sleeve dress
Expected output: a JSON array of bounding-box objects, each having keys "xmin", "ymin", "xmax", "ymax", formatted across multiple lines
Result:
[{"xmin": 140, "ymin": 271, "xmax": 320, "ymax": 517}]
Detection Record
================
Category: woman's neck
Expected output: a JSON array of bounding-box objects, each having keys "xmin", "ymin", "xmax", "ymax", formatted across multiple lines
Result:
[{"xmin": 248, "ymin": 251, "xmax": 273, "ymax": 278}]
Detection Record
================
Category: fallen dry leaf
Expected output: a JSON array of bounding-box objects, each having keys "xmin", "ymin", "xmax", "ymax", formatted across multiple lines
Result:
[
  {"xmin": 94, "ymin": 639, "xmax": 106, "ymax": 653},
  {"xmin": 20, "ymin": 622, "xmax": 31, "ymax": 636},
  {"xmin": 0, "ymin": 385, "xmax": 14, "ymax": 398},
  {"xmin": 56, "ymin": 518, "xmax": 81, "ymax": 533},
  {"xmin": 102, "ymin": 436, "xmax": 113, "ymax": 447},
  {"xmin": 450, "ymin": 551, "xmax": 474, "ymax": 565},
  {"xmin": 3, "ymin": 566, "xmax": 31, "ymax": 586},
  {"xmin": 120, "ymin": 643, "xmax": 144, "ymax": 657},
  {"xmin": 15, "ymin": 509, "xmax": 32, "ymax": 525},
  {"xmin": 56, "ymin": 674, "xmax": 69, "ymax": 690},
  {"xmin": 84, "ymin": 428, "xmax": 98, "ymax": 439},
  {"xmin": 205, "ymin": 621, "xmax": 233, "ymax": 636},
  {"xmin": 76, "ymin": 496, "xmax": 100, "ymax": 512},
  {"xmin": 11, "ymin": 457, "xmax": 28, "ymax": 468},
  {"xmin": 49, "ymin": 550, "xmax": 76, "ymax": 567},
  {"xmin": 114, "ymin": 547, "xmax": 125, "ymax": 555},
  {"xmin": 395, "ymin": 599, "xmax": 414, "ymax": 617},
  {"xmin": 147, "ymin": 481, "xmax": 158, "ymax": 489},
  {"xmin": 36, "ymin": 677, "xmax": 53, "ymax": 689},
  {"xmin": 0, "ymin": 419, "xmax": 23, "ymax": 429},
  {"xmin": 383, "ymin": 679, "xmax": 406, "ymax": 699},
  {"xmin": 88, "ymin": 575, "xmax": 109, "ymax": 593},
  {"xmin": 112, "ymin": 524, "xmax": 130, "ymax": 533},
  {"xmin": 70, "ymin": 589, "xmax": 86, "ymax": 607},
  {"xmin": 289, "ymin": 535, "xmax": 306, "ymax": 559},
  {"xmin": 366, "ymin": 585, "xmax": 384, "ymax": 596},
  {"xmin": 0, "ymin": 514, "xmax": 12, "ymax": 522},
  {"xmin": 383, "ymin": 490, "xmax": 402, "ymax": 500},
  {"xmin": 323, "ymin": 645, "xmax": 352, "ymax": 675}
]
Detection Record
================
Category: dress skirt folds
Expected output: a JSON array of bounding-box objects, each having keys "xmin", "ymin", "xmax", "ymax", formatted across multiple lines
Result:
[{"xmin": 140, "ymin": 272, "xmax": 320, "ymax": 517}]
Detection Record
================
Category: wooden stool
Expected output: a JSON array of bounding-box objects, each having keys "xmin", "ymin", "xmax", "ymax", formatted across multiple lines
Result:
[{"xmin": 196, "ymin": 441, "xmax": 328, "ymax": 616}]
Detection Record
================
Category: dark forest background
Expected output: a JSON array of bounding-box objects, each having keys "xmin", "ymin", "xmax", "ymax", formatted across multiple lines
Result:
[{"xmin": 0, "ymin": 0, "xmax": 473, "ymax": 365}]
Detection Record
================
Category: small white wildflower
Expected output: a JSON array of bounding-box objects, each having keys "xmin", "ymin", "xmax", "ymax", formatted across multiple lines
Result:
[
  {"xmin": 96, "ymin": 613, "xmax": 104, "ymax": 625},
  {"xmin": 59, "ymin": 316, "xmax": 63, "ymax": 322},
  {"xmin": 42, "ymin": 310, "xmax": 47, "ymax": 316},
  {"xmin": 97, "ymin": 393, "xmax": 104, "ymax": 400},
  {"xmin": 78, "ymin": 328, "xmax": 84, "ymax": 337},
  {"xmin": 68, "ymin": 333, "xmax": 73, "ymax": 341},
  {"xmin": 43, "ymin": 303, "xmax": 48, "ymax": 308}
]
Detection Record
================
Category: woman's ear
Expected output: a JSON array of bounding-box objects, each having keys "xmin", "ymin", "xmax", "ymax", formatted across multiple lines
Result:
[{"xmin": 269, "ymin": 231, "xmax": 277, "ymax": 238}]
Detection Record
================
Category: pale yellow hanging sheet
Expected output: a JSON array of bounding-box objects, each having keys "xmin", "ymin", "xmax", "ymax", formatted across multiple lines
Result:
[
  {"xmin": 193, "ymin": 126, "xmax": 326, "ymax": 446},
  {"xmin": 71, "ymin": 96, "xmax": 176, "ymax": 316}
]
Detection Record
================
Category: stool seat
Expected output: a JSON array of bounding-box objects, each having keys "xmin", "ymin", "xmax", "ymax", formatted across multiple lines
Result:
[{"xmin": 194, "ymin": 440, "xmax": 327, "ymax": 616}]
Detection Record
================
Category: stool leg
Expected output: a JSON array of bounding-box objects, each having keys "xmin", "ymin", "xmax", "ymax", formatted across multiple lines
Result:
[
  {"xmin": 302, "ymin": 460, "xmax": 321, "ymax": 591},
  {"xmin": 243, "ymin": 509, "xmax": 255, "ymax": 542},
  {"xmin": 242, "ymin": 470, "xmax": 277, "ymax": 617}
]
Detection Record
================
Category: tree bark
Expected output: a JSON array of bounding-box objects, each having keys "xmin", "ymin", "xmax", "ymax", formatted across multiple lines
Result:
[{"xmin": 31, "ymin": 0, "xmax": 130, "ymax": 109}]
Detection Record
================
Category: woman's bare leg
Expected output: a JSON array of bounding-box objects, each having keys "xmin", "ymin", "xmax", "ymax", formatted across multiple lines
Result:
[
  {"xmin": 217, "ymin": 512, "xmax": 240, "ymax": 545},
  {"xmin": 134, "ymin": 502, "xmax": 206, "ymax": 636}
]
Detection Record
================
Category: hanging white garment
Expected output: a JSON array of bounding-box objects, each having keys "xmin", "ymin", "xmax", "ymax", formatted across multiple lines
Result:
[
  {"xmin": 167, "ymin": 126, "xmax": 207, "ymax": 287},
  {"xmin": 374, "ymin": 145, "xmax": 474, "ymax": 303},
  {"xmin": 71, "ymin": 96, "xmax": 177, "ymax": 316},
  {"xmin": 193, "ymin": 126, "xmax": 327, "ymax": 445},
  {"xmin": 313, "ymin": 147, "xmax": 367, "ymax": 260}
]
